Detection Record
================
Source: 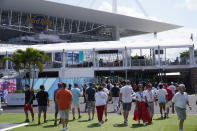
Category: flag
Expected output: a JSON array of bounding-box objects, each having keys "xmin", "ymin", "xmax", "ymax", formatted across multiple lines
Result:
[
  {"xmin": 191, "ymin": 33, "xmax": 193, "ymax": 41},
  {"xmin": 154, "ymin": 32, "xmax": 157, "ymax": 39}
]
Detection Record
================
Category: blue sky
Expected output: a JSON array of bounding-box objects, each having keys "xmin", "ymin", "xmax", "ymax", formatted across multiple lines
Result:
[{"xmin": 49, "ymin": 0, "xmax": 197, "ymax": 28}]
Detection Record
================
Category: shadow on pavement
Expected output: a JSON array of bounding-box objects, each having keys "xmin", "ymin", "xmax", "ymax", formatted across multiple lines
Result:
[
  {"xmin": 154, "ymin": 117, "xmax": 165, "ymax": 120},
  {"xmin": 26, "ymin": 124, "xmax": 39, "ymax": 127},
  {"xmin": 43, "ymin": 124, "xmax": 57, "ymax": 128},
  {"xmin": 113, "ymin": 123, "xmax": 128, "ymax": 127},
  {"xmin": 131, "ymin": 124, "xmax": 144, "ymax": 128},
  {"xmin": 87, "ymin": 123, "xmax": 100, "ymax": 128},
  {"xmin": 78, "ymin": 120, "xmax": 90, "ymax": 123}
]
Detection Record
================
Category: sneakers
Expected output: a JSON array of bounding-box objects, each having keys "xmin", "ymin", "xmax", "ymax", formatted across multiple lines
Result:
[
  {"xmin": 138, "ymin": 120, "xmax": 140, "ymax": 124},
  {"xmin": 78, "ymin": 115, "xmax": 82, "ymax": 119},
  {"xmin": 44, "ymin": 120, "xmax": 47, "ymax": 123},
  {"xmin": 25, "ymin": 119, "xmax": 30, "ymax": 122},
  {"xmin": 105, "ymin": 117, "xmax": 108, "ymax": 121},
  {"xmin": 98, "ymin": 122, "xmax": 102, "ymax": 126},
  {"xmin": 54, "ymin": 120, "xmax": 57, "ymax": 126},
  {"xmin": 38, "ymin": 121, "xmax": 41, "ymax": 125},
  {"xmin": 32, "ymin": 119, "xmax": 35, "ymax": 122},
  {"xmin": 143, "ymin": 123, "xmax": 146, "ymax": 126},
  {"xmin": 124, "ymin": 120, "xmax": 128, "ymax": 126},
  {"xmin": 73, "ymin": 117, "xmax": 76, "ymax": 120}
]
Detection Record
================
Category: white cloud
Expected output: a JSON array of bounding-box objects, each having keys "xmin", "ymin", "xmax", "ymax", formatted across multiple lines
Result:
[
  {"xmin": 98, "ymin": 1, "xmax": 161, "ymax": 21},
  {"xmin": 186, "ymin": 0, "xmax": 197, "ymax": 11}
]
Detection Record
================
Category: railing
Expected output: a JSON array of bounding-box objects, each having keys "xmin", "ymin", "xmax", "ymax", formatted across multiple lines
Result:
[
  {"xmin": 66, "ymin": 62, "xmax": 93, "ymax": 68},
  {"xmin": 43, "ymin": 62, "xmax": 62, "ymax": 69},
  {"xmin": 98, "ymin": 60, "xmax": 123, "ymax": 67},
  {"xmin": 131, "ymin": 59, "xmax": 154, "ymax": 66}
]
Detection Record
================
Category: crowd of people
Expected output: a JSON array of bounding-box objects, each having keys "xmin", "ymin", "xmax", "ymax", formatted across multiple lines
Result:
[{"xmin": 23, "ymin": 81, "xmax": 192, "ymax": 131}]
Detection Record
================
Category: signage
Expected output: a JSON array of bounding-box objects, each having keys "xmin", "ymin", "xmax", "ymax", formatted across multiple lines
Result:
[
  {"xmin": 26, "ymin": 14, "xmax": 52, "ymax": 32},
  {"xmin": 7, "ymin": 93, "xmax": 37, "ymax": 106}
]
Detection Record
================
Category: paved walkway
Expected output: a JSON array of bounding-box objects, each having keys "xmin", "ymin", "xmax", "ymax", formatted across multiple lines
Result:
[{"xmin": 2, "ymin": 96, "xmax": 197, "ymax": 114}]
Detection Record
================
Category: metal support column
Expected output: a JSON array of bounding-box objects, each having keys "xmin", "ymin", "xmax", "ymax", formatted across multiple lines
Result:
[
  {"xmin": 189, "ymin": 45, "xmax": 195, "ymax": 65},
  {"xmin": 93, "ymin": 48, "xmax": 96, "ymax": 68},
  {"xmin": 62, "ymin": 50, "xmax": 65, "ymax": 69}
]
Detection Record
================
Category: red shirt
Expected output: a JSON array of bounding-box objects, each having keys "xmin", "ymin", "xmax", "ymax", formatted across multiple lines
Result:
[
  {"xmin": 165, "ymin": 88, "xmax": 173, "ymax": 101},
  {"xmin": 133, "ymin": 84, "xmax": 137, "ymax": 90}
]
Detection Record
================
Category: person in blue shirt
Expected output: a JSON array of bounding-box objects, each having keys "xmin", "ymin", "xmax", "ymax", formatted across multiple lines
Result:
[{"xmin": 71, "ymin": 83, "xmax": 81, "ymax": 120}]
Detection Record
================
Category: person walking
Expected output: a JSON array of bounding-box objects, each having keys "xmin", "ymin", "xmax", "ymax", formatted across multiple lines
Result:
[
  {"xmin": 71, "ymin": 83, "xmax": 81, "ymax": 120},
  {"xmin": 164, "ymin": 85, "xmax": 173, "ymax": 118},
  {"xmin": 156, "ymin": 84, "xmax": 168, "ymax": 119},
  {"xmin": 36, "ymin": 85, "xmax": 49, "ymax": 125},
  {"xmin": 133, "ymin": 84, "xmax": 151, "ymax": 126},
  {"xmin": 24, "ymin": 84, "xmax": 35, "ymax": 122},
  {"xmin": 172, "ymin": 84, "xmax": 192, "ymax": 131},
  {"xmin": 102, "ymin": 83, "xmax": 109, "ymax": 121},
  {"xmin": 119, "ymin": 80, "xmax": 133, "ymax": 125},
  {"xmin": 56, "ymin": 83, "xmax": 72, "ymax": 131},
  {"xmin": 144, "ymin": 83, "xmax": 156, "ymax": 123},
  {"xmin": 111, "ymin": 83, "xmax": 120, "ymax": 112},
  {"xmin": 85, "ymin": 83, "xmax": 96, "ymax": 121},
  {"xmin": 95, "ymin": 86, "xmax": 108, "ymax": 126},
  {"xmin": 168, "ymin": 82, "xmax": 176, "ymax": 95},
  {"xmin": 54, "ymin": 82, "xmax": 62, "ymax": 126}
]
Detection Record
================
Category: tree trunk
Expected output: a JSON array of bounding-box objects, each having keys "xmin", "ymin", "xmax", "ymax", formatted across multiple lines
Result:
[
  {"xmin": 23, "ymin": 65, "xmax": 27, "ymax": 86},
  {"xmin": 28, "ymin": 64, "xmax": 31, "ymax": 90},
  {"xmin": 31, "ymin": 66, "xmax": 36, "ymax": 90}
]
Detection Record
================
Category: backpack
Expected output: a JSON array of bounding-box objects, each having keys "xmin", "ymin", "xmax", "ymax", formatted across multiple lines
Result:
[
  {"xmin": 31, "ymin": 91, "xmax": 36, "ymax": 100},
  {"xmin": 107, "ymin": 84, "xmax": 111, "ymax": 91}
]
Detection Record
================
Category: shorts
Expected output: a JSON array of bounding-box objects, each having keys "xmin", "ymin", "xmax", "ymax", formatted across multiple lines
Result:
[
  {"xmin": 59, "ymin": 110, "xmax": 70, "ymax": 119},
  {"xmin": 72, "ymin": 102, "xmax": 80, "ymax": 109},
  {"xmin": 38, "ymin": 106, "xmax": 47, "ymax": 113},
  {"xmin": 122, "ymin": 103, "xmax": 132, "ymax": 111},
  {"xmin": 55, "ymin": 104, "xmax": 58, "ymax": 114},
  {"xmin": 24, "ymin": 104, "xmax": 33, "ymax": 112},
  {"xmin": 166, "ymin": 101, "xmax": 172, "ymax": 108},
  {"xmin": 158, "ymin": 96, "xmax": 166, "ymax": 103},
  {"xmin": 87, "ymin": 101, "xmax": 95, "ymax": 110},
  {"xmin": 175, "ymin": 106, "xmax": 186, "ymax": 120}
]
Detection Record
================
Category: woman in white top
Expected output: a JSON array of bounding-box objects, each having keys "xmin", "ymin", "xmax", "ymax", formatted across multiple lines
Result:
[
  {"xmin": 95, "ymin": 86, "xmax": 108, "ymax": 126},
  {"xmin": 133, "ymin": 84, "xmax": 151, "ymax": 126},
  {"xmin": 144, "ymin": 83, "xmax": 156, "ymax": 123}
]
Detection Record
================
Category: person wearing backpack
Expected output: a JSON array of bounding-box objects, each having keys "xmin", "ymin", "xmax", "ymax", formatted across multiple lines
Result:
[{"xmin": 24, "ymin": 84, "xmax": 35, "ymax": 122}]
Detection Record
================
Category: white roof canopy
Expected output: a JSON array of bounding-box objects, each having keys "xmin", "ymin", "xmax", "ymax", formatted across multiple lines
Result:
[
  {"xmin": 0, "ymin": 0, "xmax": 181, "ymax": 37},
  {"xmin": 0, "ymin": 40, "xmax": 193, "ymax": 54}
]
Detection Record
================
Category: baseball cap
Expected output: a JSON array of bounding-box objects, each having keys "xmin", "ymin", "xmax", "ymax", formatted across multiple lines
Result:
[{"xmin": 58, "ymin": 82, "xmax": 62, "ymax": 87}]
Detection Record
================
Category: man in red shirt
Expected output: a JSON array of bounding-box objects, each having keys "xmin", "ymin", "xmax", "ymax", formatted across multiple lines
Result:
[
  {"xmin": 164, "ymin": 85, "xmax": 173, "ymax": 118},
  {"xmin": 56, "ymin": 83, "xmax": 72, "ymax": 131}
]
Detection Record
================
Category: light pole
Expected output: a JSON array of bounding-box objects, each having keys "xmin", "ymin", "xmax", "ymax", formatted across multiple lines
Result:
[{"xmin": 112, "ymin": 0, "xmax": 117, "ymax": 13}]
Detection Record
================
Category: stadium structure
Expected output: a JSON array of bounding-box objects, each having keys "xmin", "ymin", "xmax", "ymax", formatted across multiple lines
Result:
[
  {"xmin": 0, "ymin": 0, "xmax": 197, "ymax": 94},
  {"xmin": 0, "ymin": 0, "xmax": 180, "ymax": 44}
]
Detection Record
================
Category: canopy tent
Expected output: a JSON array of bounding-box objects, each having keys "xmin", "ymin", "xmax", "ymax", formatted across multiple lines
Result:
[{"xmin": 0, "ymin": 40, "xmax": 193, "ymax": 54}]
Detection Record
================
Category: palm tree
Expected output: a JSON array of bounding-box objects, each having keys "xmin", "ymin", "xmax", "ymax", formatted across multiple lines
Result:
[
  {"xmin": 3, "ymin": 52, "xmax": 23, "ymax": 77},
  {"xmin": 4, "ymin": 48, "xmax": 49, "ymax": 90}
]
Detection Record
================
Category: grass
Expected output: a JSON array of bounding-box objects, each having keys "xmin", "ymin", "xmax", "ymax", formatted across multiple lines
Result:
[{"xmin": 0, "ymin": 113, "xmax": 197, "ymax": 131}]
